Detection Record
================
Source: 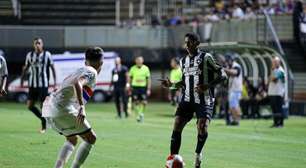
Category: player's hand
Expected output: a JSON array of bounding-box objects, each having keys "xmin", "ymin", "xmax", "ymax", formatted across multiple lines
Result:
[
  {"xmin": 76, "ymin": 105, "xmax": 86, "ymax": 127},
  {"xmin": 147, "ymin": 89, "xmax": 151, "ymax": 96},
  {"xmin": 0, "ymin": 89, "xmax": 7, "ymax": 96},
  {"xmin": 159, "ymin": 77, "xmax": 172, "ymax": 88},
  {"xmin": 195, "ymin": 84, "xmax": 209, "ymax": 93}
]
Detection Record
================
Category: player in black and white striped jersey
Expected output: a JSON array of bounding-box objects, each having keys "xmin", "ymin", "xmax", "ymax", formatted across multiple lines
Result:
[
  {"xmin": 20, "ymin": 37, "xmax": 57, "ymax": 133},
  {"xmin": 161, "ymin": 33, "xmax": 227, "ymax": 168},
  {"xmin": 0, "ymin": 53, "xmax": 8, "ymax": 96}
]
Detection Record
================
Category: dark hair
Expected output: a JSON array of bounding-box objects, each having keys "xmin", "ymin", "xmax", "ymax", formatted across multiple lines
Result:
[
  {"xmin": 85, "ymin": 47, "xmax": 104, "ymax": 61},
  {"xmin": 185, "ymin": 33, "xmax": 200, "ymax": 45},
  {"xmin": 171, "ymin": 57, "xmax": 180, "ymax": 64}
]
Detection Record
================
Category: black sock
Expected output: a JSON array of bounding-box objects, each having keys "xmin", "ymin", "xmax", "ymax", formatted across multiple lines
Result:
[
  {"xmin": 195, "ymin": 133, "xmax": 208, "ymax": 154},
  {"xmin": 170, "ymin": 131, "xmax": 182, "ymax": 155},
  {"xmin": 29, "ymin": 106, "xmax": 46, "ymax": 129}
]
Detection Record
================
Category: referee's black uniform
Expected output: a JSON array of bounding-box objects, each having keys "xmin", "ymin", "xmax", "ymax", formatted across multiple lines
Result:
[{"xmin": 24, "ymin": 50, "xmax": 54, "ymax": 129}]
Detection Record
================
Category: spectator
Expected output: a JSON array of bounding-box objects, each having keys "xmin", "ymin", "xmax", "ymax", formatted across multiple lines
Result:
[
  {"xmin": 299, "ymin": 7, "xmax": 306, "ymax": 48},
  {"xmin": 244, "ymin": 7, "xmax": 257, "ymax": 19},
  {"xmin": 293, "ymin": 0, "xmax": 303, "ymax": 43},
  {"xmin": 268, "ymin": 57, "xmax": 285, "ymax": 128},
  {"xmin": 232, "ymin": 4, "xmax": 245, "ymax": 19}
]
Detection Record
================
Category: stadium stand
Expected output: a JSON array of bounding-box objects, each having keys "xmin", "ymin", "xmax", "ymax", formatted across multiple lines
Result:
[
  {"xmin": 0, "ymin": 0, "xmax": 19, "ymax": 24},
  {"xmin": 20, "ymin": 0, "xmax": 116, "ymax": 25}
]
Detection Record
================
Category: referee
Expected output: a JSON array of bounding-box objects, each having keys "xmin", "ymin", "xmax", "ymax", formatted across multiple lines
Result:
[{"xmin": 20, "ymin": 37, "xmax": 57, "ymax": 133}]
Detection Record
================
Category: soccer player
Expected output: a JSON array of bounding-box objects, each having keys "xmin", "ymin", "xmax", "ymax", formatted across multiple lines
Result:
[
  {"xmin": 128, "ymin": 56, "xmax": 151, "ymax": 123},
  {"xmin": 20, "ymin": 37, "xmax": 57, "ymax": 133},
  {"xmin": 110, "ymin": 57, "xmax": 129, "ymax": 118},
  {"xmin": 161, "ymin": 33, "xmax": 227, "ymax": 168},
  {"xmin": 169, "ymin": 58, "xmax": 182, "ymax": 106},
  {"xmin": 42, "ymin": 47, "xmax": 103, "ymax": 168},
  {"xmin": 0, "ymin": 54, "xmax": 8, "ymax": 96},
  {"xmin": 224, "ymin": 55, "xmax": 243, "ymax": 126}
]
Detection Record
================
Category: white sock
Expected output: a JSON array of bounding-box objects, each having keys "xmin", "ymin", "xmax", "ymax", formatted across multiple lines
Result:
[
  {"xmin": 54, "ymin": 141, "xmax": 75, "ymax": 168},
  {"xmin": 71, "ymin": 141, "xmax": 93, "ymax": 168}
]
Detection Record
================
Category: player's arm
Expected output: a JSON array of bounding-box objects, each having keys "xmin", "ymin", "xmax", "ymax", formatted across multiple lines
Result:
[
  {"xmin": 50, "ymin": 64, "xmax": 57, "ymax": 87},
  {"xmin": 125, "ymin": 70, "xmax": 130, "ymax": 90},
  {"xmin": 47, "ymin": 53, "xmax": 57, "ymax": 87},
  {"xmin": 20, "ymin": 54, "xmax": 30, "ymax": 87},
  {"xmin": 109, "ymin": 70, "xmax": 114, "ymax": 91},
  {"xmin": 198, "ymin": 55, "xmax": 227, "ymax": 92},
  {"xmin": 146, "ymin": 76, "xmax": 151, "ymax": 96},
  {"xmin": 160, "ymin": 78, "xmax": 184, "ymax": 89},
  {"xmin": 208, "ymin": 55, "xmax": 227, "ymax": 86},
  {"xmin": 127, "ymin": 68, "xmax": 133, "ymax": 93},
  {"xmin": 224, "ymin": 67, "xmax": 240, "ymax": 77},
  {"xmin": 269, "ymin": 70, "xmax": 279, "ymax": 83},
  {"xmin": 0, "ymin": 57, "xmax": 8, "ymax": 96},
  {"xmin": 74, "ymin": 76, "xmax": 87, "ymax": 126}
]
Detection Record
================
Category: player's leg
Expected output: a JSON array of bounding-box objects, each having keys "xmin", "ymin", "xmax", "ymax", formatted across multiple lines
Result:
[
  {"xmin": 54, "ymin": 136, "xmax": 77, "ymax": 168},
  {"xmin": 194, "ymin": 99, "xmax": 214, "ymax": 168},
  {"xmin": 195, "ymin": 117, "xmax": 209, "ymax": 168},
  {"xmin": 170, "ymin": 116, "xmax": 189, "ymax": 155},
  {"xmin": 27, "ymin": 88, "xmax": 46, "ymax": 131},
  {"xmin": 71, "ymin": 130, "xmax": 97, "ymax": 168},
  {"xmin": 136, "ymin": 88, "xmax": 147, "ymax": 122},
  {"xmin": 114, "ymin": 89, "xmax": 122, "ymax": 118},
  {"xmin": 121, "ymin": 89, "xmax": 128, "ymax": 117},
  {"xmin": 170, "ymin": 102, "xmax": 192, "ymax": 155},
  {"xmin": 39, "ymin": 87, "xmax": 49, "ymax": 130},
  {"xmin": 269, "ymin": 96, "xmax": 278, "ymax": 127}
]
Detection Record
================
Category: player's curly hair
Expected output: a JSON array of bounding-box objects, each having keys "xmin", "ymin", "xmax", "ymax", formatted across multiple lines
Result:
[
  {"xmin": 185, "ymin": 33, "xmax": 200, "ymax": 46},
  {"xmin": 85, "ymin": 47, "xmax": 104, "ymax": 61}
]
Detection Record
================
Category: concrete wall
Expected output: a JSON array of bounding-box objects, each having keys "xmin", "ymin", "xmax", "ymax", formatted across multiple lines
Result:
[{"xmin": 0, "ymin": 15, "xmax": 293, "ymax": 48}]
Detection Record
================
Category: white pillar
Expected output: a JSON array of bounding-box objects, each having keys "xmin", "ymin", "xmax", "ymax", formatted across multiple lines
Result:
[
  {"xmin": 139, "ymin": 0, "xmax": 145, "ymax": 17},
  {"xmin": 115, "ymin": 0, "xmax": 120, "ymax": 26},
  {"xmin": 129, "ymin": 1, "xmax": 134, "ymax": 19}
]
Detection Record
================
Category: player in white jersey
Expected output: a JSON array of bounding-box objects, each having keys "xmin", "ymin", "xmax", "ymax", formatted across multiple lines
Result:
[{"xmin": 42, "ymin": 47, "xmax": 103, "ymax": 168}]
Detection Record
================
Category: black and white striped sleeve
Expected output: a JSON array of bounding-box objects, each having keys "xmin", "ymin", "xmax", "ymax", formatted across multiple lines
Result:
[
  {"xmin": 25, "ymin": 52, "xmax": 31, "ymax": 66},
  {"xmin": 46, "ymin": 51, "xmax": 54, "ymax": 66},
  {"xmin": 206, "ymin": 53, "xmax": 221, "ymax": 72},
  {"xmin": 0, "ymin": 56, "xmax": 8, "ymax": 77}
]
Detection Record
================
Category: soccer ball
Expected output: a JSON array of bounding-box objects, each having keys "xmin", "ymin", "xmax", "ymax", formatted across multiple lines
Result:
[{"xmin": 165, "ymin": 154, "xmax": 185, "ymax": 168}]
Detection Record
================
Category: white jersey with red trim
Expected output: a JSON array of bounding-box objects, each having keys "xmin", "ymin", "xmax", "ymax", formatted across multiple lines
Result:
[{"xmin": 42, "ymin": 66, "xmax": 97, "ymax": 117}]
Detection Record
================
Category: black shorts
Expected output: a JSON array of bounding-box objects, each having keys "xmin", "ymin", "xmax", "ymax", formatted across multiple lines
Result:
[
  {"xmin": 175, "ymin": 101, "xmax": 214, "ymax": 121},
  {"xmin": 132, "ymin": 87, "xmax": 147, "ymax": 101},
  {"xmin": 28, "ymin": 87, "xmax": 49, "ymax": 102}
]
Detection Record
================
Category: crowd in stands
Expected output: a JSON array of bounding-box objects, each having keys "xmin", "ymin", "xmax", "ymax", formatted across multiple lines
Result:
[
  {"xmin": 159, "ymin": 0, "xmax": 297, "ymax": 27},
  {"xmin": 120, "ymin": 0, "xmax": 303, "ymax": 28}
]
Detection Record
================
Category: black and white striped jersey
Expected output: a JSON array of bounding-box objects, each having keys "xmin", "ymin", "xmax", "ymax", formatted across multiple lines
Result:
[
  {"xmin": 25, "ymin": 51, "xmax": 53, "ymax": 88},
  {"xmin": 180, "ymin": 51, "xmax": 222, "ymax": 104}
]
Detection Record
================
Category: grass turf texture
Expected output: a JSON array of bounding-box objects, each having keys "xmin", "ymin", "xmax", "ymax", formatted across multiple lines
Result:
[{"xmin": 0, "ymin": 102, "xmax": 305, "ymax": 168}]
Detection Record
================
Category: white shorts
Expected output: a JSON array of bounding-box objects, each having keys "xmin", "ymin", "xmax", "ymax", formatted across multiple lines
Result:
[{"xmin": 46, "ymin": 114, "xmax": 91, "ymax": 137}]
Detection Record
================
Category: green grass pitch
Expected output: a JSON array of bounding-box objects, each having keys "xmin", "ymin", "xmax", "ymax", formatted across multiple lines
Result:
[{"xmin": 0, "ymin": 102, "xmax": 305, "ymax": 168}]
